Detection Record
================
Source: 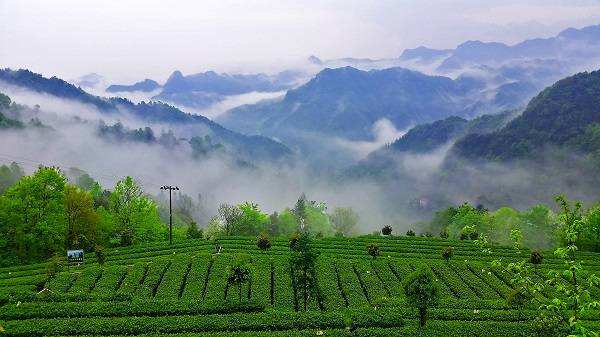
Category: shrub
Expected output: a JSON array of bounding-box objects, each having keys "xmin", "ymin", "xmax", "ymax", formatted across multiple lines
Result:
[
  {"xmin": 289, "ymin": 233, "xmax": 300, "ymax": 250},
  {"xmin": 529, "ymin": 250, "xmax": 543, "ymax": 266},
  {"xmin": 506, "ymin": 285, "xmax": 529, "ymax": 307},
  {"xmin": 94, "ymin": 245, "xmax": 106, "ymax": 265},
  {"xmin": 403, "ymin": 267, "xmax": 440, "ymax": 327},
  {"xmin": 439, "ymin": 228, "xmax": 449, "ymax": 239},
  {"xmin": 367, "ymin": 244, "xmax": 380, "ymax": 259},
  {"xmin": 256, "ymin": 233, "xmax": 272, "ymax": 251},
  {"xmin": 424, "ymin": 232, "xmax": 433, "ymax": 238},
  {"xmin": 45, "ymin": 254, "xmax": 65, "ymax": 279},
  {"xmin": 441, "ymin": 246, "xmax": 454, "ymax": 262},
  {"xmin": 406, "ymin": 229, "xmax": 416, "ymax": 237},
  {"xmin": 381, "ymin": 225, "xmax": 393, "ymax": 236},
  {"xmin": 186, "ymin": 221, "xmax": 203, "ymax": 239}
]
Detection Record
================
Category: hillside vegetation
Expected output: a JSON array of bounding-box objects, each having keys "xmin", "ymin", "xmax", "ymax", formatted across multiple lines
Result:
[{"xmin": 1, "ymin": 235, "xmax": 599, "ymax": 337}]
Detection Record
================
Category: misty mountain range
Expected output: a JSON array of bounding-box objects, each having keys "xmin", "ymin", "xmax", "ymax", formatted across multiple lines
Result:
[
  {"xmin": 1, "ymin": 24, "xmax": 600, "ymax": 212},
  {"xmin": 0, "ymin": 68, "xmax": 291, "ymax": 164}
]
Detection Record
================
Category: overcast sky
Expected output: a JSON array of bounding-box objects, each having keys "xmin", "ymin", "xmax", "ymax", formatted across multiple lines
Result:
[{"xmin": 1, "ymin": 0, "xmax": 600, "ymax": 83}]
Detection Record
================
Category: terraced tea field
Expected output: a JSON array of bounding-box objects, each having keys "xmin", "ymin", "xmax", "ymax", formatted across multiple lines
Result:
[{"xmin": 1, "ymin": 236, "xmax": 600, "ymax": 336}]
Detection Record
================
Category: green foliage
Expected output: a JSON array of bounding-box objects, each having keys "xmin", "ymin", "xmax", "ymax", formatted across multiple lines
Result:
[
  {"xmin": 329, "ymin": 207, "xmax": 359, "ymax": 237},
  {"xmin": 403, "ymin": 267, "xmax": 440, "ymax": 327},
  {"xmin": 441, "ymin": 246, "xmax": 454, "ymax": 262},
  {"xmin": 529, "ymin": 250, "xmax": 543, "ymax": 266},
  {"xmin": 256, "ymin": 233, "xmax": 271, "ymax": 251},
  {"xmin": 381, "ymin": 225, "xmax": 393, "ymax": 236},
  {"xmin": 45, "ymin": 254, "xmax": 65, "ymax": 279},
  {"xmin": 454, "ymin": 70, "xmax": 600, "ymax": 160},
  {"xmin": 367, "ymin": 243, "xmax": 380, "ymax": 259},
  {"xmin": 94, "ymin": 245, "xmax": 106, "ymax": 265},
  {"xmin": 289, "ymin": 232, "xmax": 320, "ymax": 311},
  {"xmin": 582, "ymin": 203, "xmax": 600, "ymax": 252},
  {"xmin": 226, "ymin": 254, "xmax": 252, "ymax": 302},
  {"xmin": 65, "ymin": 185, "xmax": 100, "ymax": 249},
  {"xmin": 406, "ymin": 229, "xmax": 415, "ymax": 236},
  {"xmin": 0, "ymin": 167, "xmax": 68, "ymax": 263},
  {"xmin": 186, "ymin": 221, "xmax": 203, "ymax": 239},
  {"xmin": 0, "ymin": 162, "xmax": 24, "ymax": 194},
  {"xmin": 108, "ymin": 177, "xmax": 165, "ymax": 246},
  {"xmin": 189, "ymin": 135, "xmax": 225, "ymax": 158},
  {"xmin": 236, "ymin": 203, "xmax": 269, "ymax": 235}
]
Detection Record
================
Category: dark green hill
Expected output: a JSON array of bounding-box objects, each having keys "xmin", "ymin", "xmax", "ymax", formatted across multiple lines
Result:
[
  {"xmin": 452, "ymin": 70, "xmax": 600, "ymax": 160},
  {"xmin": 0, "ymin": 69, "xmax": 291, "ymax": 162}
]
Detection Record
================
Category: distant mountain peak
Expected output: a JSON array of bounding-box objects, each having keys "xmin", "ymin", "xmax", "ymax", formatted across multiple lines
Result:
[{"xmin": 308, "ymin": 55, "xmax": 323, "ymax": 65}]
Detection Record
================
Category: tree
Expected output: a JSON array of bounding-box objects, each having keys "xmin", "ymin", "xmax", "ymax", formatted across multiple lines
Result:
[
  {"xmin": 109, "ymin": 177, "xmax": 165, "ymax": 246},
  {"xmin": 217, "ymin": 203, "xmax": 242, "ymax": 235},
  {"xmin": 582, "ymin": 204, "xmax": 600, "ymax": 252},
  {"xmin": 292, "ymin": 194, "xmax": 307, "ymax": 231},
  {"xmin": 65, "ymin": 185, "xmax": 100, "ymax": 250},
  {"xmin": 441, "ymin": 246, "xmax": 454, "ymax": 262},
  {"xmin": 289, "ymin": 232, "xmax": 320, "ymax": 311},
  {"xmin": 225, "ymin": 254, "xmax": 251, "ymax": 302},
  {"xmin": 403, "ymin": 267, "xmax": 440, "ymax": 327},
  {"xmin": 0, "ymin": 167, "xmax": 68, "ymax": 263},
  {"xmin": 94, "ymin": 245, "xmax": 106, "ymax": 265},
  {"xmin": 256, "ymin": 233, "xmax": 271, "ymax": 252},
  {"xmin": 406, "ymin": 229, "xmax": 416, "ymax": 237},
  {"xmin": 235, "ymin": 202, "xmax": 269, "ymax": 236},
  {"xmin": 529, "ymin": 250, "xmax": 543, "ymax": 266},
  {"xmin": 0, "ymin": 162, "xmax": 24, "ymax": 194},
  {"xmin": 330, "ymin": 207, "xmax": 359, "ymax": 237},
  {"xmin": 381, "ymin": 225, "xmax": 393, "ymax": 236},
  {"xmin": 186, "ymin": 221, "xmax": 203, "ymax": 239},
  {"xmin": 367, "ymin": 243, "xmax": 380, "ymax": 259}
]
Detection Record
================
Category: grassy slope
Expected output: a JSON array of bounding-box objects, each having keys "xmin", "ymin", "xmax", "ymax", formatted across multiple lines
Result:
[{"xmin": 1, "ymin": 236, "xmax": 599, "ymax": 337}]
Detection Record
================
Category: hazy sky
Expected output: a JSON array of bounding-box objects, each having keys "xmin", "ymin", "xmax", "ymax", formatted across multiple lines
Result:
[{"xmin": 1, "ymin": 0, "xmax": 600, "ymax": 82}]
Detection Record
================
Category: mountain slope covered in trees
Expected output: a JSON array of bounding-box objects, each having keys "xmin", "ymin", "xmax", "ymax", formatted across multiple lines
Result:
[
  {"xmin": 0, "ymin": 69, "xmax": 291, "ymax": 162},
  {"xmin": 452, "ymin": 70, "xmax": 600, "ymax": 161},
  {"xmin": 219, "ymin": 67, "xmax": 481, "ymax": 142}
]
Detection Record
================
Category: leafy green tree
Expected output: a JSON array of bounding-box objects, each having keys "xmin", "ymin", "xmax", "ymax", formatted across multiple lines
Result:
[
  {"xmin": 517, "ymin": 204, "xmax": 556, "ymax": 249},
  {"xmin": 289, "ymin": 232, "xmax": 320, "ymax": 311},
  {"xmin": 204, "ymin": 216, "xmax": 225, "ymax": 240},
  {"xmin": 186, "ymin": 221, "xmax": 203, "ymax": 239},
  {"xmin": 0, "ymin": 167, "xmax": 67, "ymax": 262},
  {"xmin": 403, "ymin": 267, "xmax": 440, "ymax": 327},
  {"xmin": 225, "ymin": 254, "xmax": 252, "ymax": 302},
  {"xmin": 582, "ymin": 204, "xmax": 600, "ymax": 252},
  {"xmin": 275, "ymin": 210, "xmax": 302, "ymax": 236},
  {"xmin": 448, "ymin": 203, "xmax": 487, "ymax": 239},
  {"xmin": 75, "ymin": 173, "xmax": 97, "ymax": 191},
  {"xmin": 109, "ymin": 177, "xmax": 165, "ymax": 245},
  {"xmin": 486, "ymin": 207, "xmax": 519, "ymax": 245},
  {"xmin": 235, "ymin": 202, "xmax": 269, "ymax": 235},
  {"xmin": 329, "ymin": 207, "xmax": 359, "ymax": 237},
  {"xmin": 217, "ymin": 203, "xmax": 242, "ymax": 236},
  {"xmin": 65, "ymin": 185, "xmax": 100, "ymax": 250},
  {"xmin": 0, "ymin": 162, "xmax": 24, "ymax": 194}
]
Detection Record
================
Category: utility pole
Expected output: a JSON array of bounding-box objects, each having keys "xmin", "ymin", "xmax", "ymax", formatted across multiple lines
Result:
[{"xmin": 161, "ymin": 185, "xmax": 179, "ymax": 245}]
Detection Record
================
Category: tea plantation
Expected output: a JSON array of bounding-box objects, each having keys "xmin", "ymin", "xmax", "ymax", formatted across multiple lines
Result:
[{"xmin": 1, "ymin": 236, "xmax": 599, "ymax": 336}]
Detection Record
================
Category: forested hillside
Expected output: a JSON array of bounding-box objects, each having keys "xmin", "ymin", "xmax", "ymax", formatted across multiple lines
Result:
[{"xmin": 452, "ymin": 70, "xmax": 600, "ymax": 160}]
